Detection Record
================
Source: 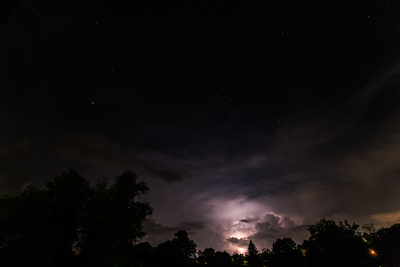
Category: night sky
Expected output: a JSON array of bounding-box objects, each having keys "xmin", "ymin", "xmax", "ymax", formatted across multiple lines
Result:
[{"xmin": 2, "ymin": 0, "xmax": 400, "ymax": 253}]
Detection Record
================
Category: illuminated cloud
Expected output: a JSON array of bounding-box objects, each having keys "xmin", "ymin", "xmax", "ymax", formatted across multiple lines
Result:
[
  {"xmin": 226, "ymin": 237, "xmax": 240, "ymax": 244},
  {"xmin": 371, "ymin": 211, "xmax": 400, "ymax": 226}
]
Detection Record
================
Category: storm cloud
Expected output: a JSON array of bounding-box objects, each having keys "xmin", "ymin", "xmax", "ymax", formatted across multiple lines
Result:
[{"xmin": 1, "ymin": 0, "xmax": 400, "ymax": 254}]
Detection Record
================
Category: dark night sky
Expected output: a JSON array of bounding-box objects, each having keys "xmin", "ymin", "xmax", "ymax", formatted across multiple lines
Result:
[{"xmin": 1, "ymin": 0, "xmax": 400, "ymax": 252}]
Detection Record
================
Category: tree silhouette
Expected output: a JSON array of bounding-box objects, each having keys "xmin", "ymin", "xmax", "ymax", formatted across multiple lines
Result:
[
  {"xmin": 155, "ymin": 230, "xmax": 197, "ymax": 267},
  {"xmin": 214, "ymin": 251, "xmax": 233, "ymax": 267},
  {"xmin": 246, "ymin": 240, "xmax": 262, "ymax": 267},
  {"xmin": 269, "ymin": 237, "xmax": 305, "ymax": 267},
  {"xmin": 302, "ymin": 219, "xmax": 369, "ymax": 267},
  {"xmin": 0, "ymin": 169, "xmax": 152, "ymax": 267},
  {"xmin": 231, "ymin": 253, "xmax": 245, "ymax": 267},
  {"xmin": 198, "ymin": 247, "xmax": 216, "ymax": 266},
  {"xmin": 0, "ymin": 170, "xmax": 91, "ymax": 266},
  {"xmin": 366, "ymin": 223, "xmax": 400, "ymax": 266},
  {"xmin": 198, "ymin": 248, "xmax": 232, "ymax": 267},
  {"xmin": 79, "ymin": 170, "xmax": 152, "ymax": 266},
  {"xmin": 132, "ymin": 242, "xmax": 155, "ymax": 267}
]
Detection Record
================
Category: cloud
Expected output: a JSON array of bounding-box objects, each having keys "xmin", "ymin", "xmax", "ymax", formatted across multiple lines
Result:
[
  {"xmin": 55, "ymin": 133, "xmax": 186, "ymax": 183},
  {"xmin": 157, "ymin": 170, "xmax": 183, "ymax": 183},
  {"xmin": 137, "ymin": 160, "xmax": 185, "ymax": 183},
  {"xmin": 371, "ymin": 210, "xmax": 400, "ymax": 226},
  {"xmin": 220, "ymin": 213, "xmax": 309, "ymax": 250},
  {"xmin": 226, "ymin": 237, "xmax": 249, "ymax": 248},
  {"xmin": 144, "ymin": 218, "xmax": 182, "ymax": 235},
  {"xmin": 142, "ymin": 218, "xmax": 183, "ymax": 246},
  {"xmin": 245, "ymin": 214, "xmax": 310, "ymax": 248},
  {"xmin": 249, "ymin": 214, "xmax": 286, "ymax": 241},
  {"xmin": 227, "ymin": 237, "xmax": 240, "ymax": 244},
  {"xmin": 55, "ymin": 133, "xmax": 126, "ymax": 167},
  {"xmin": 239, "ymin": 216, "xmax": 258, "ymax": 224},
  {"xmin": 3, "ymin": 57, "xmax": 400, "ymax": 254},
  {"xmin": 179, "ymin": 221, "xmax": 206, "ymax": 230},
  {"xmin": 140, "ymin": 69, "xmax": 400, "ymax": 251},
  {"xmin": 143, "ymin": 218, "xmax": 217, "ymax": 250}
]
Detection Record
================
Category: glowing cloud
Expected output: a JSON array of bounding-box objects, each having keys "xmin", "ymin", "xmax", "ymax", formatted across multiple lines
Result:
[{"xmin": 371, "ymin": 210, "xmax": 400, "ymax": 225}]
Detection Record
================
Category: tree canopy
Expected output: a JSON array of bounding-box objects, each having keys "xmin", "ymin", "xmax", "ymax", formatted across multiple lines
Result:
[
  {"xmin": 269, "ymin": 237, "xmax": 305, "ymax": 267},
  {"xmin": 246, "ymin": 240, "xmax": 262, "ymax": 267},
  {"xmin": 0, "ymin": 169, "xmax": 152, "ymax": 267},
  {"xmin": 302, "ymin": 219, "xmax": 369, "ymax": 267},
  {"xmin": 364, "ymin": 223, "xmax": 400, "ymax": 266},
  {"xmin": 154, "ymin": 230, "xmax": 197, "ymax": 267}
]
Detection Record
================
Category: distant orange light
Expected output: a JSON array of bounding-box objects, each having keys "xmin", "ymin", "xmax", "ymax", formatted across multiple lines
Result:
[{"xmin": 369, "ymin": 249, "xmax": 377, "ymax": 256}]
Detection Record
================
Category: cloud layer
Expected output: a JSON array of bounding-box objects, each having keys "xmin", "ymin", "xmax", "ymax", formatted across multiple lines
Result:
[{"xmin": 1, "ymin": 0, "xmax": 400, "ymax": 253}]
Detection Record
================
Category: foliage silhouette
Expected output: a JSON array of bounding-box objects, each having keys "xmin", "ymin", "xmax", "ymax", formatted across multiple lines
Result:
[
  {"xmin": 231, "ymin": 253, "xmax": 245, "ymax": 267},
  {"xmin": 302, "ymin": 219, "xmax": 369, "ymax": 267},
  {"xmin": 0, "ymin": 170, "xmax": 91, "ymax": 266},
  {"xmin": 79, "ymin": 171, "xmax": 152, "ymax": 266},
  {"xmin": 198, "ymin": 248, "xmax": 232, "ymax": 267},
  {"xmin": 132, "ymin": 242, "xmax": 155, "ymax": 267},
  {"xmin": 214, "ymin": 250, "xmax": 233, "ymax": 267},
  {"xmin": 154, "ymin": 230, "xmax": 197, "ymax": 267},
  {"xmin": 246, "ymin": 240, "xmax": 262, "ymax": 267},
  {"xmin": 269, "ymin": 237, "xmax": 305, "ymax": 267},
  {"xmin": 365, "ymin": 223, "xmax": 400, "ymax": 266},
  {"xmin": 198, "ymin": 247, "xmax": 216, "ymax": 266},
  {"xmin": 0, "ymin": 169, "xmax": 152, "ymax": 267}
]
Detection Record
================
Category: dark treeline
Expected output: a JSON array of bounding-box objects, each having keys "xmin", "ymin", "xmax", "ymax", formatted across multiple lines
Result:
[{"xmin": 1, "ymin": 170, "xmax": 399, "ymax": 267}]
